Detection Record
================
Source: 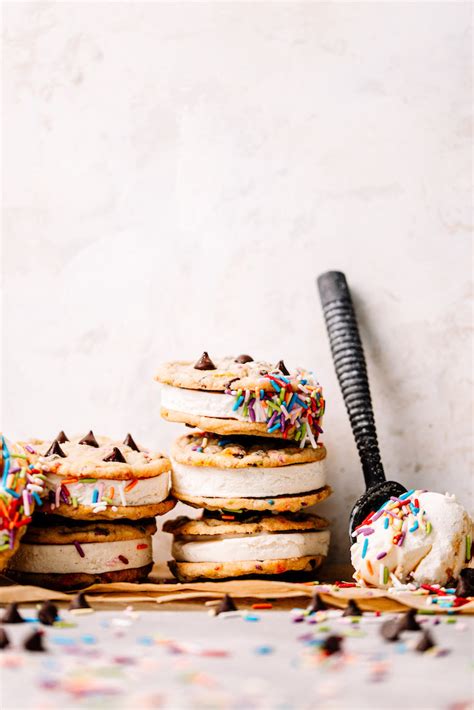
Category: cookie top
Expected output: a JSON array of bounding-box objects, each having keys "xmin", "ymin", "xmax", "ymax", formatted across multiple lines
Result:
[
  {"xmin": 155, "ymin": 354, "xmax": 322, "ymax": 394},
  {"xmin": 163, "ymin": 512, "xmax": 329, "ymax": 537},
  {"xmin": 24, "ymin": 432, "xmax": 171, "ymax": 480},
  {"xmin": 0, "ymin": 435, "xmax": 47, "ymax": 569},
  {"xmin": 172, "ymin": 432, "xmax": 326, "ymax": 469},
  {"xmin": 23, "ymin": 515, "xmax": 157, "ymax": 544}
]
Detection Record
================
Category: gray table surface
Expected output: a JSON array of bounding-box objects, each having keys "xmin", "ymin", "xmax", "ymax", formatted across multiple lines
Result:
[{"xmin": 0, "ymin": 606, "xmax": 472, "ymax": 709}]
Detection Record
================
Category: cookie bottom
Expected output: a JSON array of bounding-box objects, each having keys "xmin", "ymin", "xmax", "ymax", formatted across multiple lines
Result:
[
  {"xmin": 162, "ymin": 407, "xmax": 306, "ymax": 440},
  {"xmin": 172, "ymin": 486, "xmax": 332, "ymax": 513},
  {"xmin": 41, "ymin": 497, "xmax": 176, "ymax": 521},
  {"xmin": 6, "ymin": 563, "xmax": 154, "ymax": 591},
  {"xmin": 169, "ymin": 555, "xmax": 325, "ymax": 582}
]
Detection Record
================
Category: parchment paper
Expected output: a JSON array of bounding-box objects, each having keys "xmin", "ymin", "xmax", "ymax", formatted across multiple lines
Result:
[{"xmin": 1, "ymin": 564, "xmax": 472, "ymax": 613}]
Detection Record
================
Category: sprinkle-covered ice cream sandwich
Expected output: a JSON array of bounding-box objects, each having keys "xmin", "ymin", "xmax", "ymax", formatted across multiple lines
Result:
[{"xmin": 155, "ymin": 354, "xmax": 325, "ymax": 447}]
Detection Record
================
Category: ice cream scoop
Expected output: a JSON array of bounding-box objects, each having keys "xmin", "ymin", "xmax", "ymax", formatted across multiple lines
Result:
[
  {"xmin": 350, "ymin": 490, "xmax": 472, "ymax": 588},
  {"xmin": 317, "ymin": 271, "xmax": 406, "ymax": 536}
]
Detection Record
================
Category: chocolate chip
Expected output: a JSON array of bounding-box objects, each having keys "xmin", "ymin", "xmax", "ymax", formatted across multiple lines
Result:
[
  {"xmin": 307, "ymin": 592, "xmax": 327, "ymax": 613},
  {"xmin": 380, "ymin": 619, "xmax": 400, "ymax": 642},
  {"xmin": 103, "ymin": 447, "xmax": 126, "ymax": 463},
  {"xmin": 0, "ymin": 628, "xmax": 10, "ymax": 649},
  {"xmin": 44, "ymin": 440, "xmax": 66, "ymax": 458},
  {"xmin": 1, "ymin": 603, "xmax": 25, "ymax": 624},
  {"xmin": 123, "ymin": 434, "xmax": 140, "ymax": 452},
  {"xmin": 235, "ymin": 354, "xmax": 253, "ymax": 363},
  {"xmin": 79, "ymin": 431, "xmax": 99, "ymax": 448},
  {"xmin": 397, "ymin": 608, "xmax": 421, "ymax": 632},
  {"xmin": 38, "ymin": 601, "xmax": 58, "ymax": 626},
  {"xmin": 415, "ymin": 630, "xmax": 435, "ymax": 653},
  {"xmin": 68, "ymin": 592, "xmax": 91, "ymax": 611},
  {"xmin": 94, "ymin": 527, "xmax": 109, "ymax": 536},
  {"xmin": 55, "ymin": 431, "xmax": 69, "ymax": 443},
  {"xmin": 23, "ymin": 630, "xmax": 46, "ymax": 652},
  {"xmin": 194, "ymin": 352, "xmax": 216, "ymax": 371},
  {"xmin": 321, "ymin": 635, "xmax": 343, "ymax": 655},
  {"xmin": 455, "ymin": 568, "xmax": 474, "ymax": 598},
  {"xmin": 275, "ymin": 360, "xmax": 290, "ymax": 376},
  {"xmin": 215, "ymin": 594, "xmax": 237, "ymax": 615},
  {"xmin": 342, "ymin": 599, "xmax": 362, "ymax": 617}
]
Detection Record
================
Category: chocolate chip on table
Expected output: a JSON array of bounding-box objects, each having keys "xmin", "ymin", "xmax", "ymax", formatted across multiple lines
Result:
[
  {"xmin": 1, "ymin": 603, "xmax": 25, "ymax": 624},
  {"xmin": 235, "ymin": 354, "xmax": 253, "ymax": 363},
  {"xmin": 103, "ymin": 447, "xmax": 126, "ymax": 463},
  {"xmin": 275, "ymin": 360, "xmax": 290, "ymax": 376},
  {"xmin": 44, "ymin": 440, "xmax": 66, "ymax": 458},
  {"xmin": 455, "ymin": 568, "xmax": 474, "ymax": 598},
  {"xmin": 55, "ymin": 431, "xmax": 69, "ymax": 443},
  {"xmin": 123, "ymin": 433, "xmax": 140, "ymax": 452},
  {"xmin": 68, "ymin": 592, "xmax": 91, "ymax": 611},
  {"xmin": 307, "ymin": 592, "xmax": 327, "ymax": 613},
  {"xmin": 215, "ymin": 594, "xmax": 238, "ymax": 615},
  {"xmin": 397, "ymin": 608, "xmax": 421, "ymax": 632},
  {"xmin": 415, "ymin": 630, "xmax": 435, "ymax": 653},
  {"xmin": 23, "ymin": 630, "xmax": 46, "ymax": 652},
  {"xmin": 380, "ymin": 618, "xmax": 400, "ymax": 642},
  {"xmin": 38, "ymin": 601, "xmax": 58, "ymax": 626},
  {"xmin": 342, "ymin": 599, "xmax": 362, "ymax": 617},
  {"xmin": 79, "ymin": 431, "xmax": 99, "ymax": 448},
  {"xmin": 194, "ymin": 352, "xmax": 216, "ymax": 371}
]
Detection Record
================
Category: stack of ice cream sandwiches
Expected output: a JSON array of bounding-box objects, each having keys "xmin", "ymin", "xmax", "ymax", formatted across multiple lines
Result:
[
  {"xmin": 156, "ymin": 353, "xmax": 332, "ymax": 581},
  {"xmin": 5, "ymin": 432, "xmax": 175, "ymax": 590}
]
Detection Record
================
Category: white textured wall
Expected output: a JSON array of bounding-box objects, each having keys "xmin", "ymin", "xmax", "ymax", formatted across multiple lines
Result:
[{"xmin": 2, "ymin": 2, "xmax": 472, "ymax": 565}]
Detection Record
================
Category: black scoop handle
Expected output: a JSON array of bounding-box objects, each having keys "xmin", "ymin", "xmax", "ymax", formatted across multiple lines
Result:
[{"xmin": 317, "ymin": 271, "xmax": 386, "ymax": 490}]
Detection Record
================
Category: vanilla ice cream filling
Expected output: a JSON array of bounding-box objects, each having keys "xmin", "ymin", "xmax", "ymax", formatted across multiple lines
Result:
[
  {"xmin": 171, "ymin": 459, "xmax": 326, "ymax": 498},
  {"xmin": 46, "ymin": 471, "xmax": 171, "ymax": 509},
  {"xmin": 172, "ymin": 530, "xmax": 330, "ymax": 563},
  {"xmin": 161, "ymin": 384, "xmax": 253, "ymax": 421},
  {"xmin": 9, "ymin": 537, "xmax": 153, "ymax": 574}
]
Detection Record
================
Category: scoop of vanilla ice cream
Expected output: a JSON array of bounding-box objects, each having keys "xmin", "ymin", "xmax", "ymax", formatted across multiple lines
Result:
[{"xmin": 351, "ymin": 491, "xmax": 472, "ymax": 588}]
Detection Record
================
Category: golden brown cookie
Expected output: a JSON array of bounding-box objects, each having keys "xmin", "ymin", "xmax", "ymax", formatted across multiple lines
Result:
[
  {"xmin": 169, "ymin": 556, "xmax": 325, "ymax": 582},
  {"xmin": 24, "ymin": 432, "xmax": 170, "ymax": 479},
  {"xmin": 156, "ymin": 356, "xmax": 294, "ymax": 392},
  {"xmin": 23, "ymin": 515, "xmax": 157, "ymax": 544},
  {"xmin": 163, "ymin": 512, "xmax": 329, "ymax": 537},
  {"xmin": 172, "ymin": 433, "xmax": 326, "ymax": 468},
  {"xmin": 172, "ymin": 486, "xmax": 332, "ymax": 513},
  {"xmin": 40, "ymin": 498, "xmax": 176, "ymax": 521},
  {"xmin": 156, "ymin": 354, "xmax": 325, "ymax": 446},
  {"xmin": 162, "ymin": 409, "xmax": 290, "ymax": 439}
]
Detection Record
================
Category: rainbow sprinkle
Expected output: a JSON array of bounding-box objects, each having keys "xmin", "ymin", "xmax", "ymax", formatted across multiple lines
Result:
[
  {"xmin": 225, "ymin": 370, "xmax": 325, "ymax": 448},
  {"xmin": 0, "ymin": 436, "xmax": 45, "ymax": 551},
  {"xmin": 353, "ymin": 489, "xmax": 432, "ymax": 586}
]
